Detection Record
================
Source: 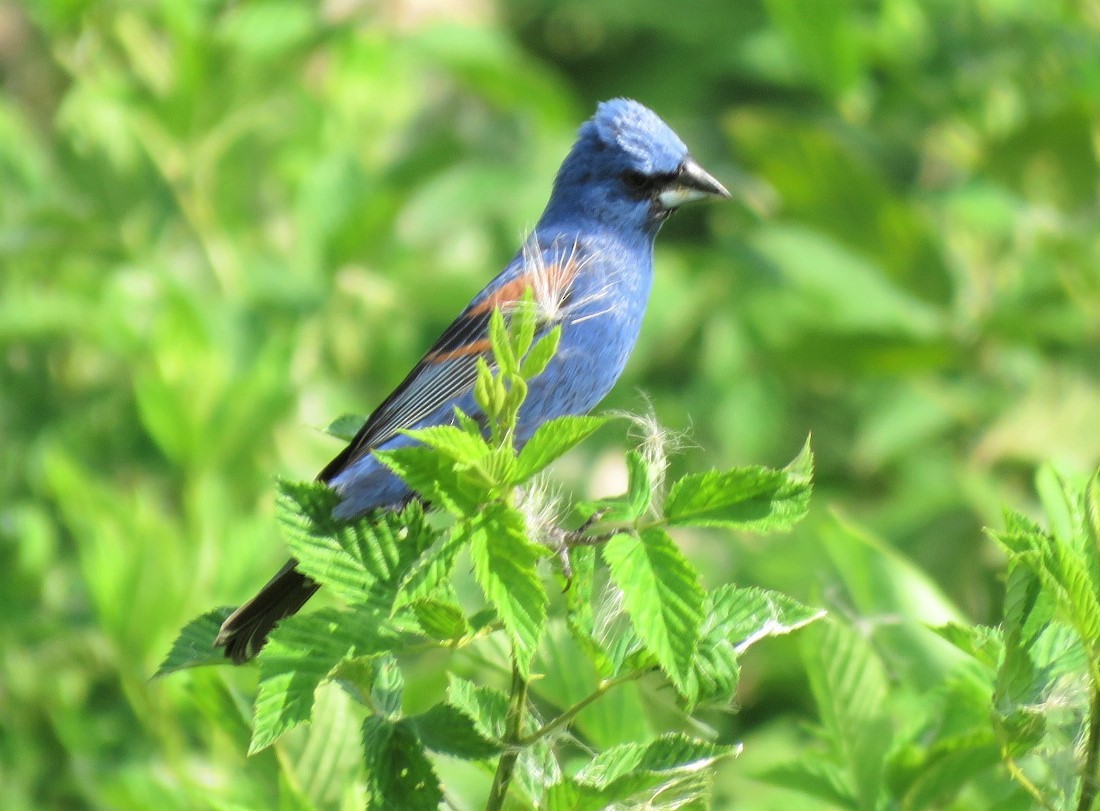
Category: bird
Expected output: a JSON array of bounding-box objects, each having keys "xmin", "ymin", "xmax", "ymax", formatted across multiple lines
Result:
[{"xmin": 216, "ymin": 98, "xmax": 729, "ymax": 663}]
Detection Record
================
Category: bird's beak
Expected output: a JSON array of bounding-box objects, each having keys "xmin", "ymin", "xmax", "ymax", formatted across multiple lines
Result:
[{"xmin": 658, "ymin": 156, "xmax": 731, "ymax": 209}]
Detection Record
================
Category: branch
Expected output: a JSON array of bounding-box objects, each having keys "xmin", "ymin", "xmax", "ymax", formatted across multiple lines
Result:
[{"xmin": 484, "ymin": 658, "xmax": 529, "ymax": 811}]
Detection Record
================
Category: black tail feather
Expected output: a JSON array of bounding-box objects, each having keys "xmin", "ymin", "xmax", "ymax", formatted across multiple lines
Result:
[{"xmin": 216, "ymin": 559, "xmax": 320, "ymax": 664}]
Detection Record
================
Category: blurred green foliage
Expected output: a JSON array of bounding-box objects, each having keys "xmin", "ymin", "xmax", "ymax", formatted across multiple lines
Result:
[{"xmin": 1, "ymin": 0, "xmax": 1098, "ymax": 809}]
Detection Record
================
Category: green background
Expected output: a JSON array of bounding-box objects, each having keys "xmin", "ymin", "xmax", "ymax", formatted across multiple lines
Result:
[{"xmin": 2, "ymin": 0, "xmax": 1098, "ymax": 808}]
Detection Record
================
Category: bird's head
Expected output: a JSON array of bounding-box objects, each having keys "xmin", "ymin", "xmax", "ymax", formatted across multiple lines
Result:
[{"xmin": 541, "ymin": 98, "xmax": 729, "ymax": 235}]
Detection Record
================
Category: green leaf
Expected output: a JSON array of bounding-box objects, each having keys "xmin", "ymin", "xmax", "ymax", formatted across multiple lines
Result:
[
  {"xmin": 393, "ymin": 529, "xmax": 466, "ymax": 609},
  {"xmin": 250, "ymin": 606, "xmax": 397, "ymax": 753},
  {"xmin": 625, "ymin": 449, "xmax": 653, "ymax": 518},
  {"xmin": 562, "ymin": 545, "xmax": 614, "ymax": 674},
  {"xmin": 276, "ymin": 483, "xmax": 437, "ymax": 608},
  {"xmin": 510, "ymin": 289, "xmax": 538, "ymax": 358},
  {"xmin": 323, "ymin": 413, "xmax": 365, "ymax": 442},
  {"xmin": 514, "ymin": 414, "xmax": 610, "ymax": 480},
  {"xmin": 375, "ymin": 445, "xmax": 485, "ymax": 515},
  {"xmin": 403, "ymin": 424, "xmax": 490, "ymax": 464},
  {"xmin": 155, "ymin": 607, "xmax": 234, "ymax": 676},
  {"xmin": 1086, "ymin": 470, "xmax": 1100, "ymax": 583},
  {"xmin": 799, "ymin": 621, "xmax": 890, "ymax": 811},
  {"xmin": 602, "ymin": 528, "xmax": 705, "ymax": 697},
  {"xmin": 574, "ymin": 733, "xmax": 735, "ymax": 799},
  {"xmin": 898, "ymin": 741, "xmax": 1003, "ymax": 811},
  {"xmin": 445, "ymin": 674, "xmax": 510, "ymax": 742},
  {"xmin": 664, "ymin": 439, "xmax": 812, "ymax": 531},
  {"xmin": 362, "ymin": 717, "xmax": 442, "ymax": 811},
  {"xmin": 370, "ymin": 653, "xmax": 404, "ymax": 719},
  {"xmin": 465, "ymin": 503, "xmax": 548, "ymax": 674},
  {"xmin": 520, "ymin": 326, "xmax": 561, "ymax": 379},
  {"xmin": 290, "ymin": 682, "xmax": 366, "ymax": 811},
  {"xmin": 931, "ymin": 623, "xmax": 1004, "ymax": 670},
  {"xmin": 756, "ymin": 759, "xmax": 855, "ymax": 808},
  {"xmin": 690, "ymin": 586, "xmax": 823, "ymax": 704},
  {"xmin": 488, "ymin": 307, "xmax": 515, "ymax": 374},
  {"xmin": 409, "ymin": 597, "xmax": 470, "ymax": 640},
  {"xmin": 407, "ymin": 702, "xmax": 503, "ymax": 760},
  {"xmin": 714, "ymin": 585, "xmax": 825, "ymax": 653}
]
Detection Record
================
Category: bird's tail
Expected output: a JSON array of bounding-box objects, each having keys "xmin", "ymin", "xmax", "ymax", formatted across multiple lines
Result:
[{"xmin": 216, "ymin": 559, "xmax": 320, "ymax": 664}]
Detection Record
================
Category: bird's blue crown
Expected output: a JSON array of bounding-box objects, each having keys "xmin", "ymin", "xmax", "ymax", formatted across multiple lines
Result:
[{"xmin": 586, "ymin": 98, "xmax": 688, "ymax": 176}]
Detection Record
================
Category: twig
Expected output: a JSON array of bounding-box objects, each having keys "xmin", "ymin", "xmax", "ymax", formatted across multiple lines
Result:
[
  {"xmin": 1077, "ymin": 685, "xmax": 1100, "ymax": 811},
  {"xmin": 485, "ymin": 658, "xmax": 529, "ymax": 811},
  {"xmin": 517, "ymin": 670, "xmax": 647, "ymax": 747}
]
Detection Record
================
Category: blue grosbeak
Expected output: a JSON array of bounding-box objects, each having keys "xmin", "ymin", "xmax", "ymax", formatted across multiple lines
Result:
[{"xmin": 217, "ymin": 99, "xmax": 728, "ymax": 663}]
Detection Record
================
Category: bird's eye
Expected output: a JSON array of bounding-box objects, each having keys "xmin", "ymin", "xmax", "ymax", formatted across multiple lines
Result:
[{"xmin": 621, "ymin": 170, "xmax": 652, "ymax": 193}]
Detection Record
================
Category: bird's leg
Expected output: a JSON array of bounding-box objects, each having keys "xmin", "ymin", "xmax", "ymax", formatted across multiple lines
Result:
[{"xmin": 548, "ymin": 508, "xmax": 620, "ymax": 591}]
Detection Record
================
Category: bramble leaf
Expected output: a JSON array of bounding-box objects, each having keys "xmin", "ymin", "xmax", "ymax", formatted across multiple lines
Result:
[
  {"xmin": 514, "ymin": 414, "xmax": 610, "ymax": 480},
  {"xmin": 665, "ymin": 438, "xmax": 812, "ymax": 531},
  {"xmin": 362, "ymin": 717, "xmax": 442, "ymax": 811},
  {"xmin": 465, "ymin": 503, "xmax": 548, "ymax": 675},
  {"xmin": 602, "ymin": 528, "xmax": 704, "ymax": 697},
  {"xmin": 155, "ymin": 607, "xmax": 234, "ymax": 676}
]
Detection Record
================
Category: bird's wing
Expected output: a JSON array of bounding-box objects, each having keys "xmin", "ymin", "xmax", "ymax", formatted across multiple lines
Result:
[{"xmin": 317, "ymin": 244, "xmax": 585, "ymax": 484}]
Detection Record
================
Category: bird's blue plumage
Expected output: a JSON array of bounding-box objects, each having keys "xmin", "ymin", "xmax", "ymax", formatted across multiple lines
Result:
[
  {"xmin": 217, "ymin": 98, "xmax": 728, "ymax": 662},
  {"xmin": 327, "ymin": 99, "xmax": 699, "ymax": 518}
]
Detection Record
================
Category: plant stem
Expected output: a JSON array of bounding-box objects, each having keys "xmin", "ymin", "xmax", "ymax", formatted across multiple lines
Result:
[
  {"xmin": 518, "ymin": 669, "xmax": 646, "ymax": 746},
  {"xmin": 1078, "ymin": 685, "xmax": 1100, "ymax": 811},
  {"xmin": 485, "ymin": 659, "xmax": 529, "ymax": 811},
  {"xmin": 1004, "ymin": 752, "xmax": 1058, "ymax": 811}
]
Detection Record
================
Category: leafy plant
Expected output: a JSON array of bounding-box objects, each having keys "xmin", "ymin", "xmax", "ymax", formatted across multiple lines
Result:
[
  {"xmin": 161, "ymin": 302, "xmax": 819, "ymax": 809},
  {"xmin": 762, "ymin": 467, "xmax": 1100, "ymax": 811}
]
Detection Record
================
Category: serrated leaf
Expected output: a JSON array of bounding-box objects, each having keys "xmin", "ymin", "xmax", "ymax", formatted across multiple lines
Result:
[
  {"xmin": 250, "ymin": 606, "xmax": 397, "ymax": 753},
  {"xmin": 1045, "ymin": 541, "xmax": 1100, "ymax": 658},
  {"xmin": 602, "ymin": 528, "xmax": 705, "ymax": 697},
  {"xmin": 290, "ymin": 682, "xmax": 365, "ymax": 810},
  {"xmin": 362, "ymin": 717, "xmax": 442, "ymax": 811},
  {"xmin": 277, "ymin": 484, "xmax": 436, "ymax": 608},
  {"xmin": 375, "ymin": 445, "xmax": 485, "ymax": 515},
  {"xmin": 563, "ymin": 546, "xmax": 615, "ymax": 674},
  {"xmin": 515, "ymin": 415, "xmax": 610, "ymax": 480},
  {"xmin": 718, "ymin": 585, "xmax": 825, "ymax": 653},
  {"xmin": 1086, "ymin": 471, "xmax": 1100, "ymax": 585},
  {"xmin": 403, "ymin": 423, "xmax": 490, "ymax": 463},
  {"xmin": 465, "ymin": 503, "xmax": 548, "ymax": 675},
  {"xmin": 407, "ymin": 702, "xmax": 503, "ymax": 760},
  {"xmin": 409, "ymin": 597, "xmax": 469, "ymax": 640},
  {"xmin": 393, "ymin": 529, "xmax": 466, "ymax": 609},
  {"xmin": 689, "ymin": 586, "xmax": 822, "ymax": 705},
  {"xmin": 322, "ymin": 413, "xmax": 366, "ymax": 442},
  {"xmin": 575, "ymin": 733, "xmax": 735, "ymax": 798},
  {"xmin": 445, "ymin": 674, "xmax": 511, "ymax": 743},
  {"xmin": 326, "ymin": 655, "xmax": 378, "ymax": 706},
  {"xmin": 1035, "ymin": 463, "xmax": 1078, "ymax": 548},
  {"xmin": 512, "ymin": 735, "xmax": 564, "ymax": 806},
  {"xmin": 155, "ymin": 607, "xmax": 235, "ymax": 676},
  {"xmin": 370, "ymin": 653, "xmax": 403, "ymax": 719},
  {"xmin": 931, "ymin": 623, "xmax": 1004, "ymax": 670},
  {"xmin": 665, "ymin": 440, "xmax": 812, "ymax": 531},
  {"xmin": 800, "ymin": 622, "xmax": 890, "ymax": 811}
]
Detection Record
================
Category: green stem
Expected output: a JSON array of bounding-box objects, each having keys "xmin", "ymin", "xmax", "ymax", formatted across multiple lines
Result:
[
  {"xmin": 1004, "ymin": 752, "xmax": 1058, "ymax": 811},
  {"xmin": 1077, "ymin": 685, "xmax": 1100, "ymax": 811},
  {"xmin": 485, "ymin": 659, "xmax": 529, "ymax": 811},
  {"xmin": 517, "ymin": 669, "xmax": 646, "ymax": 747}
]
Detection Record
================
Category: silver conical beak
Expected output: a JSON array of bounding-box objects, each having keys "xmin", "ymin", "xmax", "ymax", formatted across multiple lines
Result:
[{"xmin": 658, "ymin": 156, "xmax": 731, "ymax": 208}]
